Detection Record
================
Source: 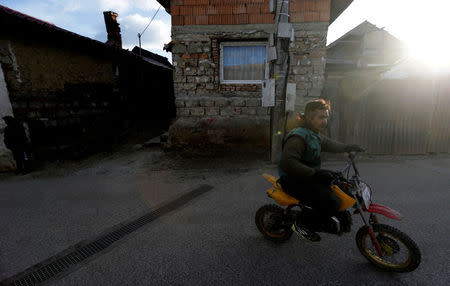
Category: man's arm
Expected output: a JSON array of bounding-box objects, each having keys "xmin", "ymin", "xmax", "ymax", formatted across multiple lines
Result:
[
  {"xmin": 321, "ymin": 135, "xmax": 347, "ymax": 153},
  {"xmin": 279, "ymin": 136, "xmax": 316, "ymax": 180},
  {"xmin": 321, "ymin": 134, "xmax": 365, "ymax": 153}
]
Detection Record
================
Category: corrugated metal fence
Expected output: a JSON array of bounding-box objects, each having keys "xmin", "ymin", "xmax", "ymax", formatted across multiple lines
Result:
[{"xmin": 336, "ymin": 77, "xmax": 450, "ymax": 154}]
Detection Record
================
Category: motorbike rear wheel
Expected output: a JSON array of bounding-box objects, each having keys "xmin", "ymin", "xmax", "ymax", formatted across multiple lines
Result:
[
  {"xmin": 356, "ymin": 224, "xmax": 421, "ymax": 272},
  {"xmin": 255, "ymin": 204, "xmax": 293, "ymax": 243}
]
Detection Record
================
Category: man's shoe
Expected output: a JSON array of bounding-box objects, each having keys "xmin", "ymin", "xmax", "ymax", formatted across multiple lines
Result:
[{"xmin": 291, "ymin": 222, "xmax": 321, "ymax": 242}]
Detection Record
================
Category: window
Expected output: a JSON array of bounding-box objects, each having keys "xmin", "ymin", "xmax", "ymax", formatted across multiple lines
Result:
[{"xmin": 220, "ymin": 42, "xmax": 268, "ymax": 84}]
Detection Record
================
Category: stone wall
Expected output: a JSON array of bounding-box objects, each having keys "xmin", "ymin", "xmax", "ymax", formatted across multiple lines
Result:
[
  {"xmin": 288, "ymin": 22, "xmax": 328, "ymax": 112},
  {"xmin": 169, "ymin": 24, "xmax": 272, "ymax": 151},
  {"xmin": 0, "ymin": 35, "xmax": 120, "ymax": 157},
  {"xmin": 0, "ymin": 36, "xmax": 116, "ymax": 122},
  {"xmin": 0, "ymin": 38, "xmax": 115, "ymax": 95},
  {"xmin": 167, "ymin": 0, "xmax": 332, "ymax": 150},
  {"xmin": 169, "ymin": 20, "xmax": 329, "ymax": 150},
  {"xmin": 0, "ymin": 64, "xmax": 15, "ymax": 171}
]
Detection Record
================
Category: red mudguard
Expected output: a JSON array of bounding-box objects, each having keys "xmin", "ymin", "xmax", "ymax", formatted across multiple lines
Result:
[{"xmin": 366, "ymin": 203, "xmax": 404, "ymax": 220}]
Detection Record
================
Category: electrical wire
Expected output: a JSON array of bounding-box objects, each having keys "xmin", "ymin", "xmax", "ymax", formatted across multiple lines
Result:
[{"xmin": 139, "ymin": 5, "xmax": 161, "ymax": 37}]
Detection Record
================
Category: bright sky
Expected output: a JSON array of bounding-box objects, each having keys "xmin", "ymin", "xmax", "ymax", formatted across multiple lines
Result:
[
  {"xmin": 1, "ymin": 0, "xmax": 172, "ymax": 58},
  {"xmin": 329, "ymin": 0, "xmax": 450, "ymax": 67},
  {"xmin": 2, "ymin": 0, "xmax": 450, "ymax": 66}
]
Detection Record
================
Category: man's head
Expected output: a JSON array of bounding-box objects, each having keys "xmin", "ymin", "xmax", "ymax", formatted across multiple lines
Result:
[{"xmin": 304, "ymin": 99, "xmax": 330, "ymax": 133}]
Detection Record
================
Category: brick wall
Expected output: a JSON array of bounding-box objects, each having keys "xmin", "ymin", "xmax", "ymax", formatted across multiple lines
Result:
[
  {"xmin": 0, "ymin": 38, "xmax": 115, "ymax": 116},
  {"xmin": 171, "ymin": 0, "xmax": 274, "ymax": 26},
  {"xmin": 288, "ymin": 22, "xmax": 328, "ymax": 110},
  {"xmin": 0, "ymin": 37, "xmax": 120, "ymax": 154},
  {"xmin": 173, "ymin": 34, "xmax": 268, "ymax": 119},
  {"xmin": 0, "ymin": 34, "xmax": 174, "ymax": 158},
  {"xmin": 290, "ymin": 0, "xmax": 331, "ymax": 22},
  {"xmin": 168, "ymin": 1, "xmax": 331, "ymax": 151},
  {"xmin": 171, "ymin": 0, "xmax": 330, "ymax": 25},
  {"xmin": 169, "ymin": 25, "xmax": 272, "ymax": 150},
  {"xmin": 0, "ymin": 40, "xmax": 115, "ymax": 94}
]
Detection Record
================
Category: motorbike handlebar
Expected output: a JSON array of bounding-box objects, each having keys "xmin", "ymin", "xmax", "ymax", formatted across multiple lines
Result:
[
  {"xmin": 348, "ymin": 149, "xmax": 365, "ymax": 159},
  {"xmin": 347, "ymin": 151, "xmax": 361, "ymax": 177}
]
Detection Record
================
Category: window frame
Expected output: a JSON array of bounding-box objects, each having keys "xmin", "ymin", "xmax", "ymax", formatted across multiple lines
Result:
[{"xmin": 219, "ymin": 41, "xmax": 269, "ymax": 85}]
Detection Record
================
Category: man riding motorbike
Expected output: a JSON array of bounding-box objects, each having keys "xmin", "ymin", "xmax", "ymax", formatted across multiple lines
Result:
[{"xmin": 278, "ymin": 99, "xmax": 364, "ymax": 241}]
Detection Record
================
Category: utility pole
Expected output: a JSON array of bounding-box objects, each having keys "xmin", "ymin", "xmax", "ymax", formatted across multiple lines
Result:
[
  {"xmin": 138, "ymin": 33, "xmax": 142, "ymax": 56},
  {"xmin": 270, "ymin": 0, "xmax": 291, "ymax": 163}
]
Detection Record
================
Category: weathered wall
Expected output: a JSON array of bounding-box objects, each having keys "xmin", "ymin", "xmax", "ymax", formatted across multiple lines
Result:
[
  {"xmin": 0, "ymin": 64, "xmax": 15, "ymax": 171},
  {"xmin": 288, "ymin": 22, "xmax": 328, "ymax": 109},
  {"xmin": 169, "ymin": 24, "xmax": 272, "ymax": 151},
  {"xmin": 0, "ymin": 5, "xmax": 176, "ymax": 168},
  {"xmin": 168, "ymin": 3, "xmax": 330, "ymax": 149},
  {"xmin": 0, "ymin": 38, "xmax": 115, "ymax": 94},
  {"xmin": 0, "ymin": 34, "xmax": 120, "ymax": 158},
  {"xmin": 0, "ymin": 35, "xmax": 116, "ymax": 119},
  {"xmin": 284, "ymin": 22, "xmax": 328, "ymax": 131}
]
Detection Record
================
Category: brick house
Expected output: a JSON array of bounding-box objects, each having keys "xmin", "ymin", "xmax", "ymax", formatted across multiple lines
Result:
[
  {"xmin": 0, "ymin": 5, "xmax": 174, "ymax": 170},
  {"xmin": 323, "ymin": 21, "xmax": 407, "ymax": 140},
  {"xmin": 326, "ymin": 21, "xmax": 406, "ymax": 72},
  {"xmin": 321, "ymin": 21, "xmax": 450, "ymax": 155},
  {"xmin": 157, "ymin": 0, "xmax": 353, "ymax": 153}
]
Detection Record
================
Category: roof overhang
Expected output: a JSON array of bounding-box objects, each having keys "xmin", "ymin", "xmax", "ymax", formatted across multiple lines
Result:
[
  {"xmin": 330, "ymin": 0, "xmax": 353, "ymax": 24},
  {"xmin": 156, "ymin": 0, "xmax": 170, "ymax": 12},
  {"xmin": 157, "ymin": 0, "xmax": 352, "ymax": 24},
  {"xmin": 0, "ymin": 4, "xmax": 172, "ymax": 71}
]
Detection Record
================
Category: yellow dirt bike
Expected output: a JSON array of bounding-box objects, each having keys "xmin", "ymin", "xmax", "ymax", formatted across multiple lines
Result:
[{"xmin": 255, "ymin": 152, "xmax": 421, "ymax": 273}]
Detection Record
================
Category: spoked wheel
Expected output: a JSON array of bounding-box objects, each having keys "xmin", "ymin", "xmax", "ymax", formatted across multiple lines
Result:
[
  {"xmin": 356, "ymin": 224, "xmax": 421, "ymax": 272},
  {"xmin": 255, "ymin": 204, "xmax": 293, "ymax": 243}
]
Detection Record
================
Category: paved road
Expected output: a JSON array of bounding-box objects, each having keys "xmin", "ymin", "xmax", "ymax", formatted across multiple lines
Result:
[{"xmin": 1, "ymin": 151, "xmax": 449, "ymax": 285}]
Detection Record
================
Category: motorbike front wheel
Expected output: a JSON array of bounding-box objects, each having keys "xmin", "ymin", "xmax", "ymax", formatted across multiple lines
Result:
[
  {"xmin": 356, "ymin": 224, "xmax": 421, "ymax": 272},
  {"xmin": 255, "ymin": 204, "xmax": 293, "ymax": 243}
]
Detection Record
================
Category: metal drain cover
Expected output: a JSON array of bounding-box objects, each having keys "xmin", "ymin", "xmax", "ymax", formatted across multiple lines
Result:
[{"xmin": 1, "ymin": 185, "xmax": 213, "ymax": 286}]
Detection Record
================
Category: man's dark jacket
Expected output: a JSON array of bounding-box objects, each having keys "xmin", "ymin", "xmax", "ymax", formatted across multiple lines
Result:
[{"xmin": 279, "ymin": 125, "xmax": 348, "ymax": 182}]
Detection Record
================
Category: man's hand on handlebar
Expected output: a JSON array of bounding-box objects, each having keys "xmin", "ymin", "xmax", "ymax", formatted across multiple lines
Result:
[{"xmin": 344, "ymin": 144, "xmax": 365, "ymax": 153}]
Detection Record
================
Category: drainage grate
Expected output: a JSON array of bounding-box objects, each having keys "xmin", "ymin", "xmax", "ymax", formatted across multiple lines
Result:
[{"xmin": 1, "ymin": 185, "xmax": 213, "ymax": 286}]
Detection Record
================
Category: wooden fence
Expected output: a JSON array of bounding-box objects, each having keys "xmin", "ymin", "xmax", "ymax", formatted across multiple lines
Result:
[{"xmin": 333, "ymin": 77, "xmax": 450, "ymax": 154}]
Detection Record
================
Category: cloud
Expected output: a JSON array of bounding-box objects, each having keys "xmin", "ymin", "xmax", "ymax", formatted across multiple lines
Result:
[
  {"xmin": 62, "ymin": 1, "xmax": 83, "ymax": 13},
  {"xmin": 46, "ymin": 0, "xmax": 89, "ymax": 13},
  {"xmin": 99, "ymin": 0, "xmax": 161, "ymax": 14},
  {"xmin": 135, "ymin": 0, "xmax": 161, "ymax": 11},
  {"xmin": 99, "ymin": 0, "xmax": 131, "ymax": 14},
  {"xmin": 5, "ymin": 0, "xmax": 170, "ymax": 58}
]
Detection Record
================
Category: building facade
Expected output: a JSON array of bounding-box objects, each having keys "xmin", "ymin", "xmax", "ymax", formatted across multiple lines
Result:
[
  {"xmin": 0, "ymin": 5, "xmax": 174, "ymax": 170},
  {"xmin": 158, "ymin": 0, "xmax": 353, "ymax": 152},
  {"xmin": 323, "ymin": 21, "xmax": 407, "ymax": 140}
]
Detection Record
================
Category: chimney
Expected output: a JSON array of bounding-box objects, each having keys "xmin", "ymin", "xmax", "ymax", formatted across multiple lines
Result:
[{"xmin": 103, "ymin": 11, "xmax": 122, "ymax": 49}]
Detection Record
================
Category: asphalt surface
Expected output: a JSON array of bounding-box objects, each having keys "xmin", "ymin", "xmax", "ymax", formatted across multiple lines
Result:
[{"xmin": 1, "ymin": 150, "xmax": 449, "ymax": 285}]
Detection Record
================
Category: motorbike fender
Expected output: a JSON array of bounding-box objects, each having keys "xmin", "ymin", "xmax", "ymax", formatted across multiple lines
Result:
[{"xmin": 365, "ymin": 203, "xmax": 404, "ymax": 220}]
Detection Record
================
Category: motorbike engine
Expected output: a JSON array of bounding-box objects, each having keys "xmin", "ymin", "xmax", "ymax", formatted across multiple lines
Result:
[
  {"xmin": 337, "ymin": 210, "xmax": 352, "ymax": 233},
  {"xmin": 325, "ymin": 211, "xmax": 352, "ymax": 235}
]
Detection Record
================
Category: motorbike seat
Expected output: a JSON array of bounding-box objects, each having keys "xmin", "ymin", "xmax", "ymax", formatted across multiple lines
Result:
[{"xmin": 262, "ymin": 173, "xmax": 300, "ymax": 206}]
